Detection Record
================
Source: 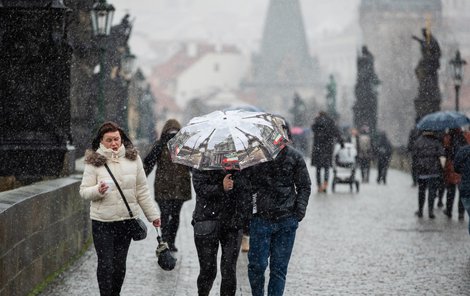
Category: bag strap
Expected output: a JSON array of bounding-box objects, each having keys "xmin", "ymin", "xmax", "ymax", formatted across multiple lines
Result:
[{"xmin": 104, "ymin": 163, "xmax": 134, "ymax": 218}]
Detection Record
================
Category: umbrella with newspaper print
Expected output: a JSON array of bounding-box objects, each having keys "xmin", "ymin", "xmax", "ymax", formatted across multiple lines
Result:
[{"xmin": 167, "ymin": 110, "xmax": 290, "ymax": 170}]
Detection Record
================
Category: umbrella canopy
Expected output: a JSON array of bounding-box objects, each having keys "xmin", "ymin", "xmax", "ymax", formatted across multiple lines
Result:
[
  {"xmin": 223, "ymin": 105, "xmax": 265, "ymax": 112},
  {"xmin": 168, "ymin": 110, "xmax": 290, "ymax": 170},
  {"xmin": 416, "ymin": 111, "xmax": 470, "ymax": 131}
]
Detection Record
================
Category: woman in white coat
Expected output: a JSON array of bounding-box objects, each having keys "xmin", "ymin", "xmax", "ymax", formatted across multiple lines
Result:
[{"xmin": 80, "ymin": 121, "xmax": 160, "ymax": 296}]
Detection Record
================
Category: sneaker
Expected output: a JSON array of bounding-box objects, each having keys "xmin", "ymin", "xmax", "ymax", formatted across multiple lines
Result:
[
  {"xmin": 241, "ymin": 235, "xmax": 250, "ymax": 252},
  {"xmin": 429, "ymin": 213, "xmax": 436, "ymax": 219},
  {"xmin": 437, "ymin": 201, "xmax": 444, "ymax": 208},
  {"xmin": 459, "ymin": 213, "xmax": 465, "ymax": 220},
  {"xmin": 415, "ymin": 210, "xmax": 423, "ymax": 218}
]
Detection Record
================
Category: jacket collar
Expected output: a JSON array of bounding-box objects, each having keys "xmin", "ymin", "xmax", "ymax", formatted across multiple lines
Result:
[{"xmin": 85, "ymin": 144, "xmax": 139, "ymax": 167}]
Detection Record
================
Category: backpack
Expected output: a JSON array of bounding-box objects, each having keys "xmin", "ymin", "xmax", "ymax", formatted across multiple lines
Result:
[{"xmin": 358, "ymin": 134, "xmax": 372, "ymax": 158}]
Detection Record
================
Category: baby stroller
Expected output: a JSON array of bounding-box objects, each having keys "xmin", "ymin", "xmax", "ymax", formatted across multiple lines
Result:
[{"xmin": 332, "ymin": 142, "xmax": 360, "ymax": 193}]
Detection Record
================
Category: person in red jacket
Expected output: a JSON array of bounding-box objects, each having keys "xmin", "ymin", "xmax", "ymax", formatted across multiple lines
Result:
[{"xmin": 443, "ymin": 128, "xmax": 467, "ymax": 219}]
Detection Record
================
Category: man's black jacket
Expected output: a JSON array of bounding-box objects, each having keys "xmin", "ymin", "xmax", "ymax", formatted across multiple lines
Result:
[{"xmin": 249, "ymin": 145, "xmax": 311, "ymax": 221}]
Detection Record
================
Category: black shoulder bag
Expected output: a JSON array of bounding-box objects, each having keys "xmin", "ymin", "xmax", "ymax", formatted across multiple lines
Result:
[{"xmin": 104, "ymin": 163, "xmax": 147, "ymax": 241}]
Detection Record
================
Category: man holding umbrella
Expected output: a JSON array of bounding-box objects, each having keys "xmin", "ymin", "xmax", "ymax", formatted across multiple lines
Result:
[{"xmin": 413, "ymin": 111, "xmax": 470, "ymax": 218}]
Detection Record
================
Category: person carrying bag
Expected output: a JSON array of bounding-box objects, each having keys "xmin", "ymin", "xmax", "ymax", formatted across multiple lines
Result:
[
  {"xmin": 80, "ymin": 121, "xmax": 160, "ymax": 296},
  {"xmin": 104, "ymin": 163, "xmax": 147, "ymax": 240}
]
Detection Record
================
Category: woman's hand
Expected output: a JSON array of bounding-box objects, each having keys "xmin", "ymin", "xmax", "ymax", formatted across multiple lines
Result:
[
  {"xmin": 152, "ymin": 218, "xmax": 161, "ymax": 228},
  {"xmin": 98, "ymin": 181, "xmax": 109, "ymax": 195},
  {"xmin": 223, "ymin": 174, "xmax": 234, "ymax": 192}
]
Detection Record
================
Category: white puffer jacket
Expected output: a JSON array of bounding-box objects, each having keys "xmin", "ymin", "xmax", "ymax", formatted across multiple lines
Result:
[{"xmin": 79, "ymin": 144, "xmax": 160, "ymax": 223}]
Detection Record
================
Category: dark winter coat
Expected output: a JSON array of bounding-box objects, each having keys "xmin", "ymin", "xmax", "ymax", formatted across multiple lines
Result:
[
  {"xmin": 250, "ymin": 145, "xmax": 311, "ymax": 222},
  {"xmin": 454, "ymin": 145, "xmax": 470, "ymax": 194},
  {"xmin": 374, "ymin": 132, "xmax": 392, "ymax": 163},
  {"xmin": 311, "ymin": 113, "xmax": 342, "ymax": 167},
  {"xmin": 192, "ymin": 169, "xmax": 252, "ymax": 231},
  {"xmin": 143, "ymin": 119, "xmax": 191, "ymax": 201},
  {"xmin": 412, "ymin": 133, "xmax": 445, "ymax": 177}
]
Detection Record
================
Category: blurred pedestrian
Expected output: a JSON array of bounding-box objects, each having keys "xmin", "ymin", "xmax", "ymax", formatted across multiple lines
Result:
[
  {"xmin": 311, "ymin": 111, "xmax": 343, "ymax": 193},
  {"xmin": 143, "ymin": 119, "xmax": 192, "ymax": 252},
  {"xmin": 192, "ymin": 169, "xmax": 252, "ymax": 296},
  {"xmin": 248, "ymin": 144, "xmax": 311, "ymax": 296},
  {"xmin": 357, "ymin": 125, "xmax": 373, "ymax": 183},
  {"xmin": 80, "ymin": 121, "xmax": 160, "ymax": 296},
  {"xmin": 442, "ymin": 128, "xmax": 467, "ymax": 219},
  {"xmin": 454, "ymin": 143, "xmax": 470, "ymax": 233},
  {"xmin": 407, "ymin": 127, "xmax": 421, "ymax": 186},
  {"xmin": 412, "ymin": 130, "xmax": 445, "ymax": 219},
  {"xmin": 374, "ymin": 131, "xmax": 392, "ymax": 184}
]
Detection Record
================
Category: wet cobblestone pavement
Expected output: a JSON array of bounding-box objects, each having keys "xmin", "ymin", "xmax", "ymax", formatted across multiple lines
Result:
[{"xmin": 39, "ymin": 164, "xmax": 470, "ymax": 295}]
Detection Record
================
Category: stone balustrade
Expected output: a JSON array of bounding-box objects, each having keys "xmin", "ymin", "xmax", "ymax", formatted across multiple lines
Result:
[{"xmin": 0, "ymin": 176, "xmax": 90, "ymax": 296}]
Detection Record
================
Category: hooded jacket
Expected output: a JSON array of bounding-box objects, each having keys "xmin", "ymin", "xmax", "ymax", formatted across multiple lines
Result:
[
  {"xmin": 80, "ymin": 144, "xmax": 160, "ymax": 223},
  {"xmin": 143, "ymin": 119, "xmax": 192, "ymax": 201},
  {"xmin": 412, "ymin": 133, "xmax": 445, "ymax": 177}
]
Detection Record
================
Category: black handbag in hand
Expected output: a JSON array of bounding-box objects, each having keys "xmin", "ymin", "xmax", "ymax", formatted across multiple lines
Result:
[{"xmin": 104, "ymin": 164, "xmax": 148, "ymax": 241}]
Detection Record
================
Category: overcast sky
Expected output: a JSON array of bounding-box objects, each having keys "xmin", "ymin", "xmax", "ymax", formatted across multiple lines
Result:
[{"xmin": 108, "ymin": 0, "xmax": 360, "ymax": 56}]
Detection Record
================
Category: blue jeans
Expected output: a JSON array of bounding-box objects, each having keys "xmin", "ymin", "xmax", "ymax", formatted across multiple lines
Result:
[{"xmin": 248, "ymin": 216, "xmax": 298, "ymax": 296}]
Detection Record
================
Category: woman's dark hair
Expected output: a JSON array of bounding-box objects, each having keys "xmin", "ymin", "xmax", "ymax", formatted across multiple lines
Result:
[{"xmin": 91, "ymin": 121, "xmax": 134, "ymax": 151}]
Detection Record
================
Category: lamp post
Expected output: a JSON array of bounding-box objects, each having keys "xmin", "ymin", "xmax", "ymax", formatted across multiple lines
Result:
[
  {"xmin": 449, "ymin": 50, "xmax": 467, "ymax": 112},
  {"xmin": 90, "ymin": 0, "xmax": 115, "ymax": 123},
  {"xmin": 120, "ymin": 51, "xmax": 136, "ymax": 80}
]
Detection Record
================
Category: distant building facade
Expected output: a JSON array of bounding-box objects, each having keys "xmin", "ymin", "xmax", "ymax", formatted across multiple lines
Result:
[
  {"xmin": 148, "ymin": 42, "xmax": 249, "ymax": 132},
  {"xmin": 313, "ymin": 23, "xmax": 361, "ymax": 126}
]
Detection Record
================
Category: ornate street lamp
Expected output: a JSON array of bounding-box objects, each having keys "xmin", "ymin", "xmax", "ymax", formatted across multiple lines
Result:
[
  {"xmin": 90, "ymin": 0, "xmax": 115, "ymax": 37},
  {"xmin": 449, "ymin": 50, "xmax": 467, "ymax": 112},
  {"xmin": 120, "ymin": 51, "xmax": 136, "ymax": 80},
  {"xmin": 90, "ymin": 0, "xmax": 114, "ymax": 123}
]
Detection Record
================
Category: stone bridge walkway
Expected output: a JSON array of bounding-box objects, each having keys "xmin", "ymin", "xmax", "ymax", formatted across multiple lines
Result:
[{"xmin": 39, "ymin": 164, "xmax": 470, "ymax": 295}]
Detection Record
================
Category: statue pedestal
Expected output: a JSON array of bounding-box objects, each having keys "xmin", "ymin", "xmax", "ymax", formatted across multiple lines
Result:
[{"xmin": 0, "ymin": 3, "xmax": 73, "ymax": 182}]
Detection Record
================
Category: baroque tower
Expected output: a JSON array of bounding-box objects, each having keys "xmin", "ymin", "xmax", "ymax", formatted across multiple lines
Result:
[{"xmin": 243, "ymin": 0, "xmax": 321, "ymax": 116}]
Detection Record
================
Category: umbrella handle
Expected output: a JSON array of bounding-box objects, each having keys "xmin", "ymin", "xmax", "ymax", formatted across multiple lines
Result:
[{"xmin": 155, "ymin": 226, "xmax": 163, "ymax": 243}]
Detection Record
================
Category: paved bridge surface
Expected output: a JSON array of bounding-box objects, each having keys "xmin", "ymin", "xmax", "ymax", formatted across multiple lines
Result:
[{"xmin": 39, "ymin": 164, "xmax": 470, "ymax": 296}]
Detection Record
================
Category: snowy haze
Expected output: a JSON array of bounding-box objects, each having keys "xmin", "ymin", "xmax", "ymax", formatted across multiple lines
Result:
[{"xmin": 108, "ymin": 0, "xmax": 360, "ymax": 63}]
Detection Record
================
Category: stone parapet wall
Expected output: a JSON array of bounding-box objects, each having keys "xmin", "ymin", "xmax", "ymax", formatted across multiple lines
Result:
[{"xmin": 0, "ymin": 176, "xmax": 90, "ymax": 296}]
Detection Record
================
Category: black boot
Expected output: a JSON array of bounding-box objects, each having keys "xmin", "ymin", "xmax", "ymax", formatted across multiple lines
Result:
[
  {"xmin": 429, "ymin": 206, "xmax": 435, "ymax": 219},
  {"xmin": 415, "ymin": 210, "xmax": 423, "ymax": 218},
  {"xmin": 443, "ymin": 208, "xmax": 452, "ymax": 218}
]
